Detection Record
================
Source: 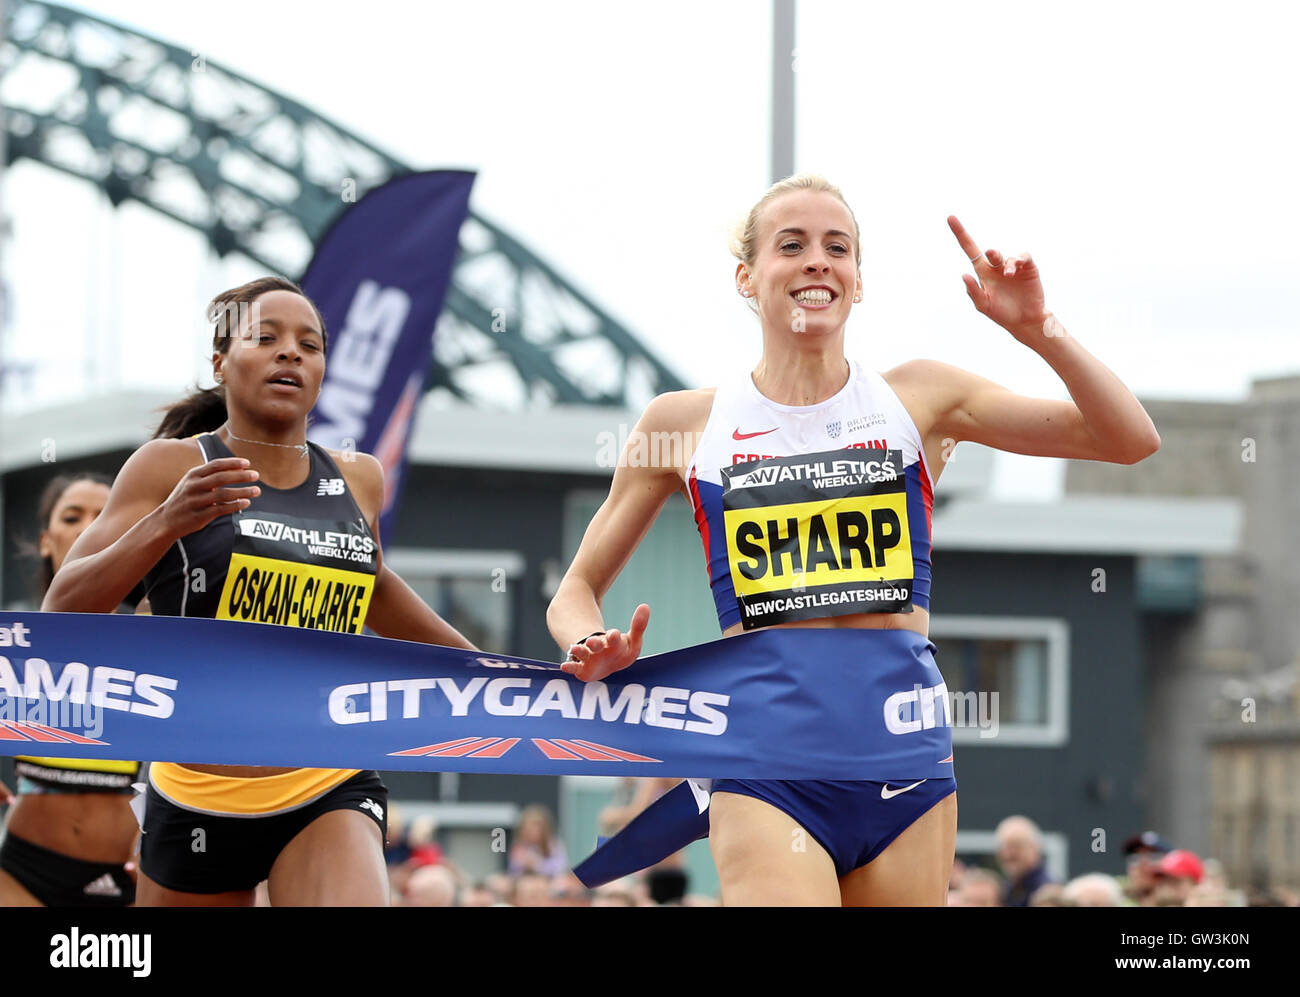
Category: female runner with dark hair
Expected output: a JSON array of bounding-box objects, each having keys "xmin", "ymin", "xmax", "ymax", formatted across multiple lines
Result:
[
  {"xmin": 44, "ymin": 276, "xmax": 475, "ymax": 906},
  {"xmin": 0, "ymin": 473, "xmax": 141, "ymax": 907},
  {"xmin": 549, "ymin": 175, "xmax": 1159, "ymax": 906}
]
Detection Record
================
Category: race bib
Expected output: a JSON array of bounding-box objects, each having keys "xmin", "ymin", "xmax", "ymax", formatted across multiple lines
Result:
[
  {"xmin": 216, "ymin": 511, "xmax": 376, "ymax": 634},
  {"xmin": 722, "ymin": 449, "xmax": 913, "ymax": 629}
]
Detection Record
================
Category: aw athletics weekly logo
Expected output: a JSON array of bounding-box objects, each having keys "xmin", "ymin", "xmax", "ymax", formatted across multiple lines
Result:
[
  {"xmin": 722, "ymin": 447, "xmax": 912, "ymax": 629},
  {"xmin": 218, "ymin": 511, "xmax": 377, "ymax": 633}
]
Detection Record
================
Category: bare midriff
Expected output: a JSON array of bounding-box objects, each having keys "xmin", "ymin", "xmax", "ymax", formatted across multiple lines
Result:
[
  {"xmin": 176, "ymin": 764, "xmax": 298, "ymax": 778},
  {"xmin": 6, "ymin": 793, "xmax": 139, "ymax": 862}
]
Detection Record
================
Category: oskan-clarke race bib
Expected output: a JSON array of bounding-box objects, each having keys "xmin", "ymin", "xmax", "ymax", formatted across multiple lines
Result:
[{"xmin": 216, "ymin": 510, "xmax": 376, "ymax": 634}]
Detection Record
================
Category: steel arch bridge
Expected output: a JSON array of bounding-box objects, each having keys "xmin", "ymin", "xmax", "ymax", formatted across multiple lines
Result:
[{"xmin": 0, "ymin": 0, "xmax": 684, "ymax": 408}]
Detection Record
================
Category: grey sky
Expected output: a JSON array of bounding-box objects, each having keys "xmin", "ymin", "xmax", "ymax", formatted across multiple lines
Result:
[{"xmin": 3, "ymin": 0, "xmax": 1296, "ymax": 495}]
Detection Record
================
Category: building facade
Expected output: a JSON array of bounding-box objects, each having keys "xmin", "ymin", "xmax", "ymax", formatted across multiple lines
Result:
[
  {"xmin": 1066, "ymin": 376, "xmax": 1300, "ymax": 890},
  {"xmin": 0, "ymin": 385, "xmax": 1258, "ymax": 888}
]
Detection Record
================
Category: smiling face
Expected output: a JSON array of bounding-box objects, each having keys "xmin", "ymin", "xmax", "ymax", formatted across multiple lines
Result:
[
  {"xmin": 212, "ymin": 289, "xmax": 325, "ymax": 428},
  {"xmin": 738, "ymin": 189, "xmax": 862, "ymax": 340},
  {"xmin": 39, "ymin": 478, "xmax": 111, "ymax": 574}
]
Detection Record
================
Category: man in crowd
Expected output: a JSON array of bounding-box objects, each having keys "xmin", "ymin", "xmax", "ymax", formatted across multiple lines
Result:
[
  {"xmin": 996, "ymin": 816, "xmax": 1057, "ymax": 907},
  {"xmin": 1064, "ymin": 873, "xmax": 1124, "ymax": 907},
  {"xmin": 1145, "ymin": 850, "xmax": 1204, "ymax": 906},
  {"xmin": 1122, "ymin": 830, "xmax": 1174, "ymax": 903}
]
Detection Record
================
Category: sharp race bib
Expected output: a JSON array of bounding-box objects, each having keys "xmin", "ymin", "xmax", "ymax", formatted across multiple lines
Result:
[
  {"xmin": 216, "ymin": 511, "xmax": 377, "ymax": 634},
  {"xmin": 722, "ymin": 448, "xmax": 913, "ymax": 628}
]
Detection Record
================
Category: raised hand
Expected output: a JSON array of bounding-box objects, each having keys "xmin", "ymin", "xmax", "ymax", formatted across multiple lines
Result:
[
  {"xmin": 158, "ymin": 457, "xmax": 261, "ymax": 538},
  {"xmin": 560, "ymin": 604, "xmax": 651, "ymax": 683},
  {"xmin": 948, "ymin": 215, "xmax": 1050, "ymax": 342}
]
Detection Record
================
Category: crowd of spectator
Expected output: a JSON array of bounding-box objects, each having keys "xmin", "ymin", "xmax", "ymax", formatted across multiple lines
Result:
[
  {"xmin": 382, "ymin": 799, "xmax": 719, "ymax": 907},
  {"xmin": 946, "ymin": 815, "xmax": 1300, "ymax": 907},
  {"xmin": 381, "ymin": 796, "xmax": 1298, "ymax": 907},
  {"xmin": 399, "ymin": 867, "xmax": 720, "ymax": 907}
]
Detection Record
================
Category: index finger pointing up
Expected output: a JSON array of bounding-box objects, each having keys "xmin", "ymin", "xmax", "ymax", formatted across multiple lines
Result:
[{"xmin": 947, "ymin": 215, "xmax": 983, "ymax": 263}]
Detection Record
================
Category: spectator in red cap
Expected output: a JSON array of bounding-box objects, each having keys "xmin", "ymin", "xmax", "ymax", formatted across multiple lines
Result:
[
  {"xmin": 1146, "ymin": 850, "xmax": 1203, "ymax": 906},
  {"xmin": 403, "ymin": 815, "xmax": 446, "ymax": 868}
]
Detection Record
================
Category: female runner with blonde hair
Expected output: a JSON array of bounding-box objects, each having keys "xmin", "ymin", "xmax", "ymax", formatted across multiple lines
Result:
[{"xmin": 548, "ymin": 174, "xmax": 1158, "ymax": 906}]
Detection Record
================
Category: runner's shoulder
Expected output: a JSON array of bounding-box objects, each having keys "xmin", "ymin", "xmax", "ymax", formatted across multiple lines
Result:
[
  {"xmin": 639, "ymin": 388, "xmax": 716, "ymax": 437},
  {"xmin": 111, "ymin": 437, "xmax": 208, "ymax": 505},
  {"xmin": 128, "ymin": 436, "xmax": 208, "ymax": 478},
  {"xmin": 323, "ymin": 447, "xmax": 381, "ymax": 477},
  {"xmin": 326, "ymin": 449, "xmax": 383, "ymax": 514},
  {"xmin": 884, "ymin": 357, "xmax": 960, "ymax": 385},
  {"xmin": 883, "ymin": 358, "xmax": 968, "ymax": 412},
  {"xmin": 883, "ymin": 356, "xmax": 977, "ymax": 387}
]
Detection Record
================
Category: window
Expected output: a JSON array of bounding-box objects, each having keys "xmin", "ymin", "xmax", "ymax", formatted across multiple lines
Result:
[
  {"xmin": 383, "ymin": 549, "xmax": 522, "ymax": 653},
  {"xmin": 928, "ymin": 615, "xmax": 1070, "ymax": 746}
]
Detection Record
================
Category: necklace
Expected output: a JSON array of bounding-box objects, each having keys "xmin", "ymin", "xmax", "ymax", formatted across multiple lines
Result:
[{"xmin": 221, "ymin": 423, "xmax": 309, "ymax": 459}]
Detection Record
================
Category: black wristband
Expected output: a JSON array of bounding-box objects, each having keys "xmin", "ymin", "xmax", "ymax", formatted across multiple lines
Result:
[{"xmin": 565, "ymin": 631, "xmax": 608, "ymax": 662}]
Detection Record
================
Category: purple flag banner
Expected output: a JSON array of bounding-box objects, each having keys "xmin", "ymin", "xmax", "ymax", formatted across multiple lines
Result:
[{"xmin": 303, "ymin": 170, "xmax": 475, "ymax": 541}]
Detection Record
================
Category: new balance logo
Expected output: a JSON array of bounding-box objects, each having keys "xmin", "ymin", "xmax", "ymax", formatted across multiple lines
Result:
[
  {"xmin": 358, "ymin": 798, "xmax": 384, "ymax": 821},
  {"xmin": 82, "ymin": 873, "xmax": 123, "ymax": 897},
  {"xmin": 317, "ymin": 478, "xmax": 345, "ymax": 496}
]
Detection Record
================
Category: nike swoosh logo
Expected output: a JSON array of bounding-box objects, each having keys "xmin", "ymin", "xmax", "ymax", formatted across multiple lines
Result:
[
  {"xmin": 732, "ymin": 427, "xmax": 778, "ymax": 440},
  {"xmin": 880, "ymin": 779, "xmax": 926, "ymax": 800}
]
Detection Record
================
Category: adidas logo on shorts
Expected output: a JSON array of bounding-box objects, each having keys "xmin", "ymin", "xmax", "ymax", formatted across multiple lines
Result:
[
  {"xmin": 317, "ymin": 478, "xmax": 345, "ymax": 496},
  {"xmin": 83, "ymin": 873, "xmax": 123, "ymax": 897},
  {"xmin": 358, "ymin": 798, "xmax": 384, "ymax": 821}
]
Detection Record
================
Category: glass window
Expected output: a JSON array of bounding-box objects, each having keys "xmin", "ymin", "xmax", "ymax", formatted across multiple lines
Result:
[
  {"xmin": 384, "ymin": 549, "xmax": 521, "ymax": 653},
  {"xmin": 932, "ymin": 635, "xmax": 1049, "ymax": 726},
  {"xmin": 929, "ymin": 616, "xmax": 1070, "ymax": 746}
]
